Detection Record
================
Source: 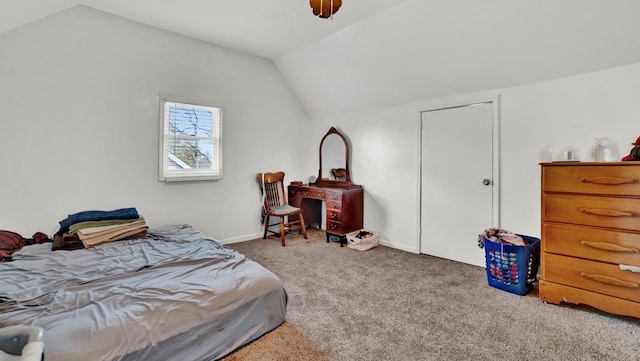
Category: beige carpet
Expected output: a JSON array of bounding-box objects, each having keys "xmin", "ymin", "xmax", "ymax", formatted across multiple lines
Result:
[
  {"xmin": 219, "ymin": 321, "xmax": 329, "ymax": 361},
  {"xmin": 224, "ymin": 229, "xmax": 640, "ymax": 361}
]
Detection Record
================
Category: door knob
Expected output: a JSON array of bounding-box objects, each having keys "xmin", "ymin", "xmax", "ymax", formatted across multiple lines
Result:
[{"xmin": 482, "ymin": 178, "xmax": 491, "ymax": 186}]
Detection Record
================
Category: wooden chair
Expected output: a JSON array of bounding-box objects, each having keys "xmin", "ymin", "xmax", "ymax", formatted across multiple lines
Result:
[
  {"xmin": 257, "ymin": 172, "xmax": 308, "ymax": 246},
  {"xmin": 331, "ymin": 168, "xmax": 347, "ymax": 181}
]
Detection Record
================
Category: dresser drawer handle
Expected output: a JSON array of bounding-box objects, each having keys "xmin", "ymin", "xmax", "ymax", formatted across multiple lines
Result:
[
  {"xmin": 579, "ymin": 208, "xmax": 637, "ymax": 217},
  {"xmin": 580, "ymin": 272, "xmax": 639, "ymax": 289},
  {"xmin": 580, "ymin": 177, "xmax": 638, "ymax": 185},
  {"xmin": 580, "ymin": 241, "xmax": 640, "ymax": 253}
]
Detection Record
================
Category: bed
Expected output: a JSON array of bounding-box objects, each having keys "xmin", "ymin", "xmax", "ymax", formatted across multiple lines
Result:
[{"xmin": 0, "ymin": 225, "xmax": 287, "ymax": 361}]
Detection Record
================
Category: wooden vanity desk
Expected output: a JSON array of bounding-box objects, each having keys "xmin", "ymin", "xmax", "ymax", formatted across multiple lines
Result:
[
  {"xmin": 296, "ymin": 126, "xmax": 365, "ymax": 243},
  {"xmin": 288, "ymin": 183, "xmax": 363, "ymax": 241},
  {"xmin": 540, "ymin": 162, "xmax": 640, "ymax": 318}
]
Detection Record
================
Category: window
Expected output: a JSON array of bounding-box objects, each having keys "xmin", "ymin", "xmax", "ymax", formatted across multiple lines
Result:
[{"xmin": 159, "ymin": 95, "xmax": 223, "ymax": 182}]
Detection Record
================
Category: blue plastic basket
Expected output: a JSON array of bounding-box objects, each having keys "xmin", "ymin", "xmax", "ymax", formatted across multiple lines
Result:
[{"xmin": 484, "ymin": 234, "xmax": 540, "ymax": 296}]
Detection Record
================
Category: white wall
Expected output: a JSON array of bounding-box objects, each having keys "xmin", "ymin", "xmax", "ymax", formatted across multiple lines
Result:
[
  {"xmin": 0, "ymin": 6, "xmax": 311, "ymax": 241},
  {"xmin": 310, "ymin": 62, "xmax": 640, "ymax": 253}
]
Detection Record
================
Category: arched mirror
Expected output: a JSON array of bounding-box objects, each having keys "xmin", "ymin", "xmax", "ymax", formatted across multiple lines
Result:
[{"xmin": 312, "ymin": 127, "xmax": 358, "ymax": 188}]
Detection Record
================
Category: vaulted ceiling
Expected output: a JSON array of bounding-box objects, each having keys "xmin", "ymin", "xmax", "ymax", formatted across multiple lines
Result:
[
  {"xmin": 3, "ymin": 0, "xmax": 640, "ymax": 118},
  {"xmin": 0, "ymin": 0, "xmax": 408, "ymax": 59}
]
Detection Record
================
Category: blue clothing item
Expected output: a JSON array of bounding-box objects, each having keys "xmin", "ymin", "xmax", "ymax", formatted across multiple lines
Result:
[{"xmin": 57, "ymin": 207, "xmax": 139, "ymax": 235}]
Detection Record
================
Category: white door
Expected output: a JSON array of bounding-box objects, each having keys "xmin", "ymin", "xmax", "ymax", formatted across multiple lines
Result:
[{"xmin": 420, "ymin": 102, "xmax": 497, "ymax": 267}]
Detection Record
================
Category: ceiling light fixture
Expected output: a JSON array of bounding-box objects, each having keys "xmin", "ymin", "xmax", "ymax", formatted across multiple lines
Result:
[{"xmin": 310, "ymin": 0, "xmax": 342, "ymax": 19}]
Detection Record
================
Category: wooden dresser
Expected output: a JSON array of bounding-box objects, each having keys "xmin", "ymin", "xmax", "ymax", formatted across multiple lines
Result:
[
  {"xmin": 540, "ymin": 162, "xmax": 640, "ymax": 318},
  {"xmin": 288, "ymin": 184, "xmax": 363, "ymax": 241}
]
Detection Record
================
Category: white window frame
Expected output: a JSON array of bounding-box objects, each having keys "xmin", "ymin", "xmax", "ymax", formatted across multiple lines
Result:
[{"xmin": 159, "ymin": 94, "xmax": 223, "ymax": 182}]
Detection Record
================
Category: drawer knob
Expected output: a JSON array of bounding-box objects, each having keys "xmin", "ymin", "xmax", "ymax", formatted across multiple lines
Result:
[
  {"xmin": 580, "ymin": 272, "xmax": 639, "ymax": 289},
  {"xmin": 580, "ymin": 241, "xmax": 639, "ymax": 253},
  {"xmin": 579, "ymin": 207, "xmax": 637, "ymax": 217},
  {"xmin": 580, "ymin": 176, "xmax": 638, "ymax": 185}
]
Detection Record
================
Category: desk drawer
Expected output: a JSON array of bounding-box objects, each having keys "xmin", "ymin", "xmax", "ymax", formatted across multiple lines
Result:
[
  {"xmin": 543, "ymin": 164, "xmax": 640, "ymax": 196},
  {"xmin": 543, "ymin": 193, "xmax": 640, "ymax": 232},
  {"xmin": 543, "ymin": 223, "xmax": 640, "ymax": 266},
  {"xmin": 326, "ymin": 199, "xmax": 342, "ymax": 210},
  {"xmin": 543, "ymin": 253, "xmax": 640, "ymax": 303},
  {"xmin": 326, "ymin": 190, "xmax": 342, "ymax": 201},
  {"xmin": 327, "ymin": 220, "xmax": 343, "ymax": 233},
  {"xmin": 327, "ymin": 210, "xmax": 342, "ymax": 222},
  {"xmin": 290, "ymin": 187, "xmax": 325, "ymax": 199}
]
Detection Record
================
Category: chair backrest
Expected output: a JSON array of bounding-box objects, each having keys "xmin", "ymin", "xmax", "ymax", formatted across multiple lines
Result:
[
  {"xmin": 331, "ymin": 168, "xmax": 347, "ymax": 181},
  {"xmin": 257, "ymin": 172, "xmax": 287, "ymax": 209}
]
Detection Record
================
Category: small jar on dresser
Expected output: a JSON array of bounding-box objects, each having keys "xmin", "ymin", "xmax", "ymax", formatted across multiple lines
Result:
[{"xmin": 540, "ymin": 162, "xmax": 640, "ymax": 318}]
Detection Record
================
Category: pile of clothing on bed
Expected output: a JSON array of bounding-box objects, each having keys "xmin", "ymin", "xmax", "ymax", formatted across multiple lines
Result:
[{"xmin": 53, "ymin": 207, "xmax": 148, "ymax": 250}]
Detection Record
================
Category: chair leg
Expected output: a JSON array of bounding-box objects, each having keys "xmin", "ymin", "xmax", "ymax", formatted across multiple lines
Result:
[
  {"xmin": 279, "ymin": 216, "xmax": 286, "ymax": 247},
  {"xmin": 263, "ymin": 215, "xmax": 269, "ymax": 239},
  {"xmin": 299, "ymin": 213, "xmax": 308, "ymax": 239}
]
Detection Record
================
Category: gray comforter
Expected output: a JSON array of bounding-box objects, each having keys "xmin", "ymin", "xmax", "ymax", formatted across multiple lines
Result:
[{"xmin": 0, "ymin": 225, "xmax": 287, "ymax": 361}]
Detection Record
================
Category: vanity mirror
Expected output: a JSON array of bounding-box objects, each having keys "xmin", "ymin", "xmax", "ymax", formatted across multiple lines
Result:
[{"xmin": 312, "ymin": 127, "xmax": 359, "ymax": 188}]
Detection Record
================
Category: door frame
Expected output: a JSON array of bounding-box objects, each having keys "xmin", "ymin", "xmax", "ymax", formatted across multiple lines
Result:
[{"xmin": 416, "ymin": 95, "xmax": 501, "ymax": 254}]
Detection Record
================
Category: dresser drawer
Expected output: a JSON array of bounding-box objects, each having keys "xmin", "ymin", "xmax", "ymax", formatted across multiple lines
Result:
[
  {"xmin": 543, "ymin": 164, "xmax": 640, "ymax": 196},
  {"xmin": 327, "ymin": 220, "xmax": 343, "ymax": 233},
  {"xmin": 326, "ymin": 198, "xmax": 342, "ymax": 210},
  {"xmin": 327, "ymin": 210, "xmax": 342, "ymax": 222},
  {"xmin": 543, "ymin": 253, "xmax": 640, "ymax": 303},
  {"xmin": 543, "ymin": 223, "xmax": 640, "ymax": 266},
  {"xmin": 326, "ymin": 190, "xmax": 342, "ymax": 201},
  {"xmin": 543, "ymin": 193, "xmax": 640, "ymax": 232}
]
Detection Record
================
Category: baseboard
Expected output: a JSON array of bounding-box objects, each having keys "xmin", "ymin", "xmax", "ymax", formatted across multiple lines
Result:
[
  {"xmin": 219, "ymin": 232, "xmax": 263, "ymax": 245},
  {"xmin": 379, "ymin": 238, "xmax": 418, "ymax": 254}
]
